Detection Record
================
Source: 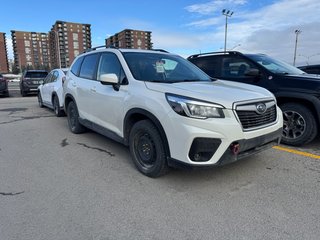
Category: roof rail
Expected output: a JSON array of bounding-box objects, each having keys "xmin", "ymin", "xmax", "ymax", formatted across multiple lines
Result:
[
  {"xmin": 83, "ymin": 45, "xmax": 117, "ymax": 53},
  {"xmin": 152, "ymin": 49, "xmax": 169, "ymax": 53},
  {"xmin": 187, "ymin": 51, "xmax": 241, "ymax": 59}
]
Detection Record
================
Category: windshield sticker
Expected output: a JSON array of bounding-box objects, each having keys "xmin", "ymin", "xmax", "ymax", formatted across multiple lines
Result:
[{"xmin": 156, "ymin": 61, "xmax": 165, "ymax": 73}]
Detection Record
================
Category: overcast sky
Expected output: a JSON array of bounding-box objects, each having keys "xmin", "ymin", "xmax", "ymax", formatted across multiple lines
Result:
[{"xmin": 1, "ymin": 0, "xmax": 320, "ymax": 66}]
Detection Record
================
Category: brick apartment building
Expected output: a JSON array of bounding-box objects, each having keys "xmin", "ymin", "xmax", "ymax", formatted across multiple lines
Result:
[
  {"xmin": 11, "ymin": 30, "xmax": 50, "ymax": 71},
  {"xmin": 106, "ymin": 29, "xmax": 152, "ymax": 49},
  {"xmin": 0, "ymin": 32, "xmax": 9, "ymax": 73},
  {"xmin": 49, "ymin": 21, "xmax": 91, "ymax": 68}
]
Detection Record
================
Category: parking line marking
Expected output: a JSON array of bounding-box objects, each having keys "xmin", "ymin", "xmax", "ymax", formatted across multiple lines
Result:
[{"xmin": 273, "ymin": 146, "xmax": 320, "ymax": 160}]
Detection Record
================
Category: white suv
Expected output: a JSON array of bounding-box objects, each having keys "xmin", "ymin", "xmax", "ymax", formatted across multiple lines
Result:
[
  {"xmin": 64, "ymin": 47, "xmax": 283, "ymax": 177},
  {"xmin": 38, "ymin": 68, "xmax": 68, "ymax": 117}
]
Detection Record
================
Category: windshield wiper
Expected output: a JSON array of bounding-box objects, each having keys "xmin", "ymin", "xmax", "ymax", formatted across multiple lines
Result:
[
  {"xmin": 147, "ymin": 80, "xmax": 172, "ymax": 83},
  {"xmin": 170, "ymin": 79, "xmax": 209, "ymax": 83}
]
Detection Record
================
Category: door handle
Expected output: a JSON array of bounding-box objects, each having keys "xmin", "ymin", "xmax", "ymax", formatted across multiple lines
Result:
[{"xmin": 90, "ymin": 87, "xmax": 96, "ymax": 92}]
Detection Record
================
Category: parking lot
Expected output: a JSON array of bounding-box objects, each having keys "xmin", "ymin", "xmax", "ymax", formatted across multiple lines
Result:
[{"xmin": 0, "ymin": 87, "xmax": 320, "ymax": 239}]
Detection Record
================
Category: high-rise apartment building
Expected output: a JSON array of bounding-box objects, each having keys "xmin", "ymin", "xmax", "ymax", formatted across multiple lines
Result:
[
  {"xmin": 0, "ymin": 32, "xmax": 9, "ymax": 73},
  {"xmin": 11, "ymin": 30, "xmax": 50, "ymax": 71},
  {"xmin": 49, "ymin": 21, "xmax": 91, "ymax": 68},
  {"xmin": 106, "ymin": 29, "xmax": 152, "ymax": 50}
]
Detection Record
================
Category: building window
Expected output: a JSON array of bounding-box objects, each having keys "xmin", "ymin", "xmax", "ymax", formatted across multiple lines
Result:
[
  {"xmin": 74, "ymin": 50, "xmax": 79, "ymax": 57},
  {"xmin": 73, "ymin": 41, "xmax": 79, "ymax": 49},
  {"xmin": 73, "ymin": 33, "xmax": 79, "ymax": 41}
]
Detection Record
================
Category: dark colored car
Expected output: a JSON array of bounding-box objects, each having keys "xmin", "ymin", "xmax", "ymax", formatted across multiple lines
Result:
[
  {"xmin": 20, "ymin": 70, "xmax": 48, "ymax": 97},
  {"xmin": 298, "ymin": 64, "xmax": 320, "ymax": 75},
  {"xmin": 188, "ymin": 51, "xmax": 320, "ymax": 146},
  {"xmin": 0, "ymin": 73, "xmax": 9, "ymax": 97}
]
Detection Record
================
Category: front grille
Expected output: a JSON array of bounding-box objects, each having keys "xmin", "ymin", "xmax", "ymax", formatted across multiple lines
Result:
[{"xmin": 236, "ymin": 102, "xmax": 277, "ymax": 130}]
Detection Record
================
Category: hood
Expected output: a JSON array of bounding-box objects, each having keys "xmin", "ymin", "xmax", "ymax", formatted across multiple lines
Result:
[
  {"xmin": 283, "ymin": 73, "xmax": 320, "ymax": 81},
  {"xmin": 276, "ymin": 74, "xmax": 320, "ymax": 93},
  {"xmin": 145, "ymin": 80, "xmax": 274, "ymax": 109}
]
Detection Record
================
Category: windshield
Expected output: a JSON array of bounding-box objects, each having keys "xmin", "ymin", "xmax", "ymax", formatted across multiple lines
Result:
[
  {"xmin": 25, "ymin": 71, "xmax": 48, "ymax": 78},
  {"xmin": 246, "ymin": 54, "xmax": 305, "ymax": 75},
  {"xmin": 123, "ymin": 52, "xmax": 211, "ymax": 83}
]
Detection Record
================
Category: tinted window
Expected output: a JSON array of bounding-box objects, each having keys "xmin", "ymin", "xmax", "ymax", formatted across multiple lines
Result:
[
  {"xmin": 221, "ymin": 57, "xmax": 256, "ymax": 78},
  {"xmin": 71, "ymin": 56, "xmax": 84, "ymax": 76},
  {"xmin": 190, "ymin": 57, "xmax": 221, "ymax": 78},
  {"xmin": 79, "ymin": 54, "xmax": 100, "ymax": 80},
  {"xmin": 97, "ymin": 53, "xmax": 123, "ymax": 81},
  {"xmin": 25, "ymin": 71, "xmax": 48, "ymax": 78}
]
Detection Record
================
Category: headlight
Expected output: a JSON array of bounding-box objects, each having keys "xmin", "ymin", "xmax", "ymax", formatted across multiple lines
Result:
[{"xmin": 166, "ymin": 93, "xmax": 225, "ymax": 119}]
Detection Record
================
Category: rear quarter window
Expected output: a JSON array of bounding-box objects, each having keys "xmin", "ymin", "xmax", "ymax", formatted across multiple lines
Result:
[
  {"xmin": 71, "ymin": 56, "xmax": 84, "ymax": 76},
  {"xmin": 190, "ymin": 57, "xmax": 221, "ymax": 78}
]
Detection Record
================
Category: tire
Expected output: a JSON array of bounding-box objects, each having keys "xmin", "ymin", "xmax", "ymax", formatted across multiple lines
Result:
[
  {"xmin": 53, "ymin": 95, "xmax": 64, "ymax": 117},
  {"xmin": 66, "ymin": 101, "xmax": 86, "ymax": 134},
  {"xmin": 21, "ymin": 90, "xmax": 27, "ymax": 97},
  {"xmin": 280, "ymin": 103, "xmax": 318, "ymax": 146},
  {"xmin": 38, "ymin": 92, "xmax": 44, "ymax": 108},
  {"xmin": 129, "ymin": 120, "xmax": 169, "ymax": 178}
]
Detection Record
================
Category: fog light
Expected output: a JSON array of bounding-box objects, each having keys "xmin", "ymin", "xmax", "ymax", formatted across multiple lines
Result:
[{"xmin": 189, "ymin": 138, "xmax": 221, "ymax": 162}]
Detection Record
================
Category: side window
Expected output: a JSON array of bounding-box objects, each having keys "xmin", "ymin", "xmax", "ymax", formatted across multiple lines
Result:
[
  {"xmin": 221, "ymin": 57, "xmax": 255, "ymax": 78},
  {"xmin": 51, "ymin": 71, "xmax": 59, "ymax": 82},
  {"xmin": 190, "ymin": 57, "xmax": 220, "ymax": 78},
  {"xmin": 79, "ymin": 54, "xmax": 100, "ymax": 80},
  {"xmin": 44, "ymin": 72, "xmax": 53, "ymax": 84},
  {"xmin": 97, "ymin": 53, "xmax": 124, "ymax": 82},
  {"xmin": 71, "ymin": 56, "xmax": 84, "ymax": 76}
]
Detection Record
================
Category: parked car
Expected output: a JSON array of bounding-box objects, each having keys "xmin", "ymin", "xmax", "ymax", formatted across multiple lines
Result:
[
  {"xmin": 63, "ymin": 47, "xmax": 283, "ymax": 177},
  {"xmin": 37, "ymin": 68, "xmax": 68, "ymax": 117},
  {"xmin": 20, "ymin": 70, "xmax": 48, "ymax": 97},
  {"xmin": 0, "ymin": 73, "xmax": 9, "ymax": 97},
  {"xmin": 298, "ymin": 64, "xmax": 320, "ymax": 75},
  {"xmin": 188, "ymin": 51, "xmax": 320, "ymax": 146}
]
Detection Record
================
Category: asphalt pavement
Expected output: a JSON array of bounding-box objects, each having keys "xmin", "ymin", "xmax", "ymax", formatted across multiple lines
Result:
[{"xmin": 0, "ymin": 95, "xmax": 319, "ymax": 240}]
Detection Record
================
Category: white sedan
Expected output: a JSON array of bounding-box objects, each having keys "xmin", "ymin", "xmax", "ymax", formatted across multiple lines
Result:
[{"xmin": 37, "ymin": 68, "xmax": 68, "ymax": 117}]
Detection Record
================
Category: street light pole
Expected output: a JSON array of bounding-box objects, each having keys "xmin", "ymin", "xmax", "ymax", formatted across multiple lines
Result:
[
  {"xmin": 293, "ymin": 29, "xmax": 301, "ymax": 66},
  {"xmin": 222, "ymin": 9, "xmax": 233, "ymax": 53}
]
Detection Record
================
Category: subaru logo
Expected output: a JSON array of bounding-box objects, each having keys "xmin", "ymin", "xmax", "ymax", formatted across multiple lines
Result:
[{"xmin": 256, "ymin": 103, "xmax": 267, "ymax": 114}]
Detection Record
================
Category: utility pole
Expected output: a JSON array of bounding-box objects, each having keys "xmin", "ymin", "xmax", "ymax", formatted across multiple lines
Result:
[
  {"xmin": 222, "ymin": 9, "xmax": 234, "ymax": 53},
  {"xmin": 293, "ymin": 29, "xmax": 301, "ymax": 66}
]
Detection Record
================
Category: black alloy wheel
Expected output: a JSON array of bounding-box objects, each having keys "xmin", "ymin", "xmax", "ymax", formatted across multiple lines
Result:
[{"xmin": 281, "ymin": 103, "xmax": 318, "ymax": 146}]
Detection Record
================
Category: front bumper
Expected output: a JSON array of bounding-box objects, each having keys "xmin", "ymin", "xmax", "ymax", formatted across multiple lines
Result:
[
  {"xmin": 168, "ymin": 127, "xmax": 282, "ymax": 168},
  {"xmin": 162, "ymin": 106, "xmax": 283, "ymax": 167}
]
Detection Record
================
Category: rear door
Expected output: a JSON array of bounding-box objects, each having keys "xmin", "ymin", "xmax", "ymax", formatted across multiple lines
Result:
[
  {"xmin": 75, "ymin": 53, "xmax": 100, "ymax": 121},
  {"xmin": 42, "ymin": 72, "xmax": 54, "ymax": 104}
]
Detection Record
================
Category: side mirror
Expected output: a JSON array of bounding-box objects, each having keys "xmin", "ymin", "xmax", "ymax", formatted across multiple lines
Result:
[
  {"xmin": 100, "ymin": 73, "xmax": 119, "ymax": 84},
  {"xmin": 245, "ymin": 68, "xmax": 260, "ymax": 77}
]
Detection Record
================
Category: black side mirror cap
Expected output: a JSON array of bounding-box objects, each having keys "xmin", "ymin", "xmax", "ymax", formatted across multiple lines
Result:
[{"xmin": 245, "ymin": 68, "xmax": 260, "ymax": 76}]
